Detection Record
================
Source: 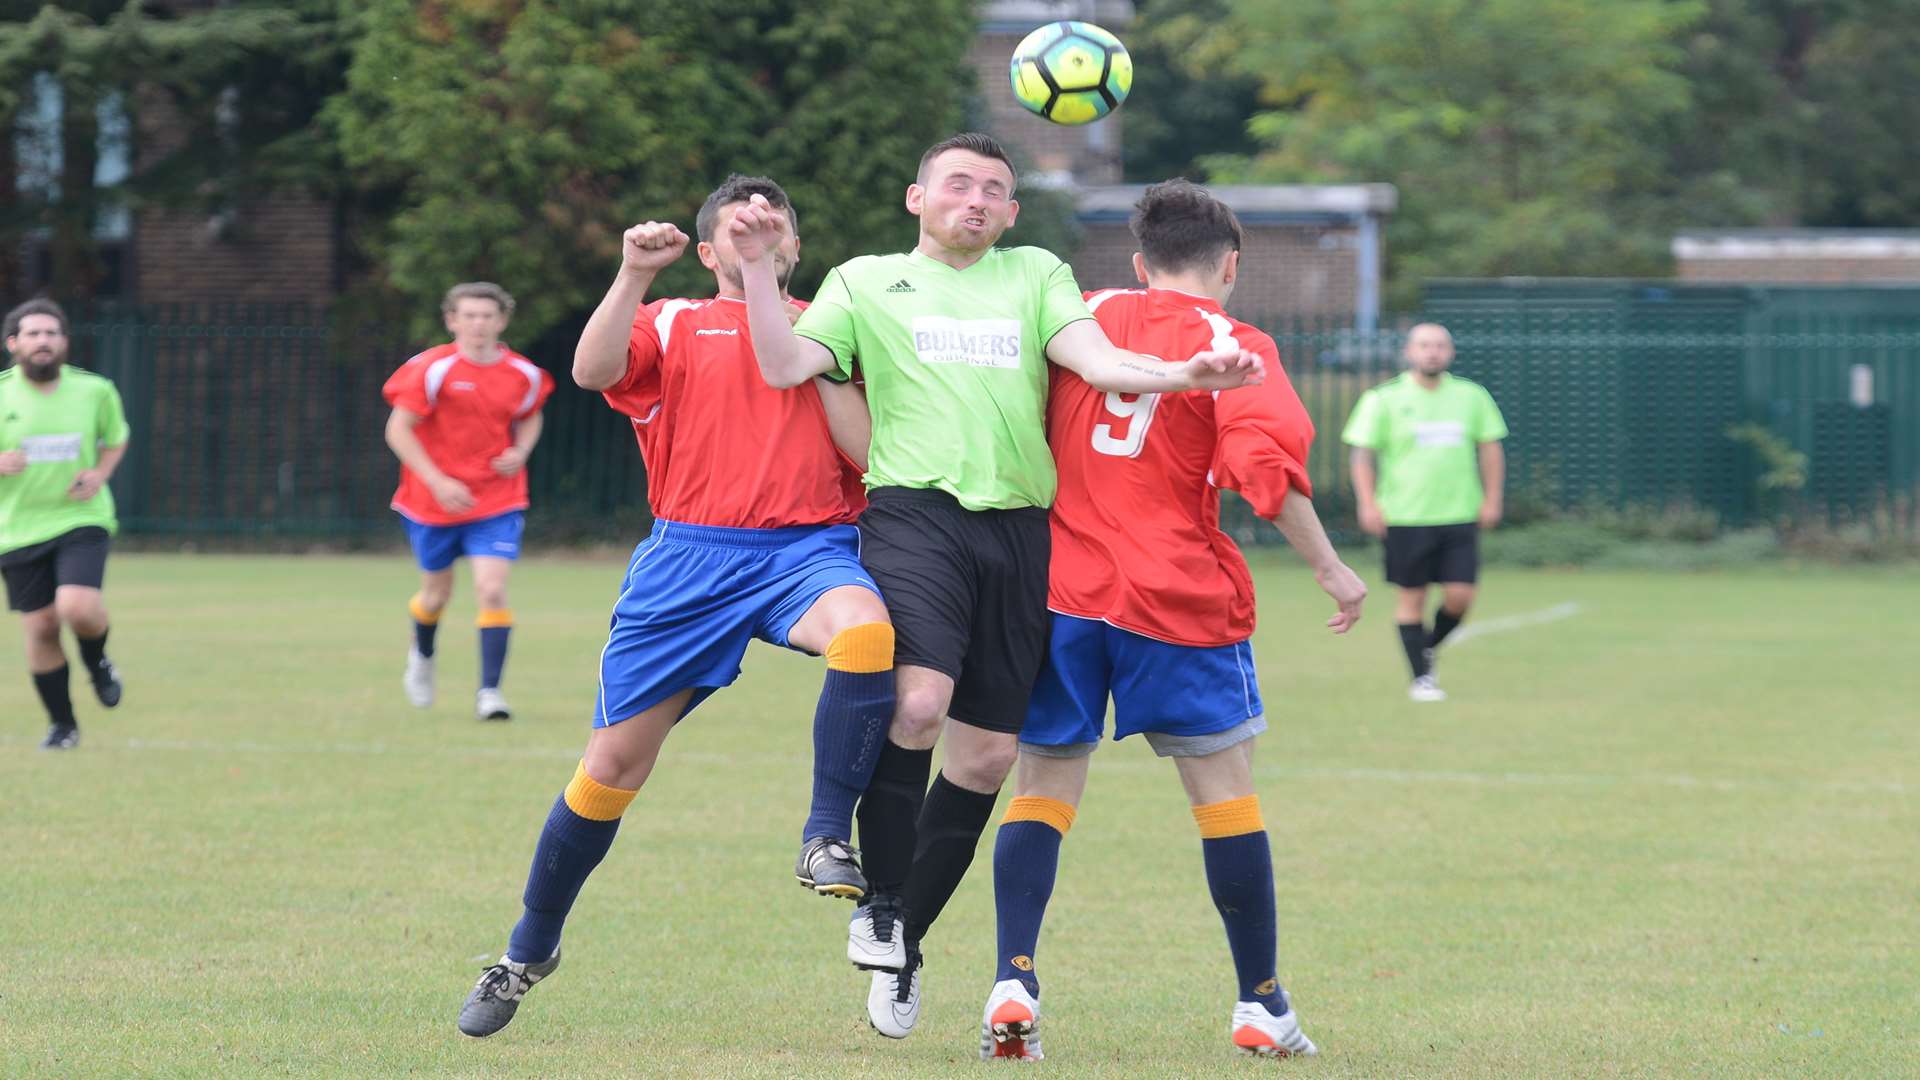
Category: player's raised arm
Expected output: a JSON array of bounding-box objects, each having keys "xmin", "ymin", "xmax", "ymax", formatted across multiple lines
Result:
[
  {"xmin": 574, "ymin": 222, "xmax": 687, "ymax": 391},
  {"xmin": 1045, "ymin": 318, "xmax": 1265, "ymax": 394},
  {"xmin": 731, "ymin": 194, "xmax": 836, "ymax": 388}
]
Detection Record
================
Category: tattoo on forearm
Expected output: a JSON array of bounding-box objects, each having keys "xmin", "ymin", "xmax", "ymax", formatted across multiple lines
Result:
[{"xmin": 1115, "ymin": 358, "xmax": 1175, "ymax": 380}]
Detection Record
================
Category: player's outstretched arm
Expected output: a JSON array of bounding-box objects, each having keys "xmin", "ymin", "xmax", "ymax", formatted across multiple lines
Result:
[
  {"xmin": 1045, "ymin": 319, "xmax": 1265, "ymax": 394},
  {"xmin": 730, "ymin": 195, "xmax": 836, "ymax": 388},
  {"xmin": 1271, "ymin": 492, "xmax": 1366, "ymax": 634},
  {"xmin": 575, "ymin": 222, "xmax": 687, "ymax": 391}
]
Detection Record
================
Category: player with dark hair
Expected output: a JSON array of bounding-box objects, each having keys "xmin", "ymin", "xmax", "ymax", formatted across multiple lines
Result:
[
  {"xmin": 737, "ymin": 135, "xmax": 1266, "ymax": 1038},
  {"xmin": 979, "ymin": 179, "xmax": 1364, "ymax": 1060},
  {"xmin": 384, "ymin": 281, "xmax": 553, "ymax": 721},
  {"xmin": 456, "ymin": 175, "xmax": 893, "ymax": 1038},
  {"xmin": 1345, "ymin": 323, "xmax": 1507, "ymax": 701},
  {"xmin": 1, "ymin": 298, "xmax": 130, "ymax": 750}
]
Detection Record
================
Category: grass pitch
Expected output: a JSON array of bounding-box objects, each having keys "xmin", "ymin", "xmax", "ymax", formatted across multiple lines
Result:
[{"xmin": 1, "ymin": 552, "xmax": 1913, "ymax": 1078}]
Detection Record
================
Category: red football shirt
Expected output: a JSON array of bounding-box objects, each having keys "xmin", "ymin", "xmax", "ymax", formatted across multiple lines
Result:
[
  {"xmin": 1046, "ymin": 288, "xmax": 1314, "ymax": 646},
  {"xmin": 383, "ymin": 343, "xmax": 555, "ymax": 526},
  {"xmin": 603, "ymin": 296, "xmax": 863, "ymax": 529}
]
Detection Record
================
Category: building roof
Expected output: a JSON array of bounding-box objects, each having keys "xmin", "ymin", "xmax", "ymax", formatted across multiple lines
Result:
[
  {"xmin": 1075, "ymin": 184, "xmax": 1397, "ymax": 224},
  {"xmin": 981, "ymin": 1, "xmax": 1137, "ymax": 31},
  {"xmin": 1674, "ymin": 229, "xmax": 1920, "ymax": 260}
]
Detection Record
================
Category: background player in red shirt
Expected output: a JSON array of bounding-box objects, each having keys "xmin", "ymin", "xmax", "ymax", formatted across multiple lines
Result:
[
  {"xmin": 456, "ymin": 176, "xmax": 894, "ymax": 1038},
  {"xmin": 383, "ymin": 282, "xmax": 553, "ymax": 721},
  {"xmin": 980, "ymin": 181, "xmax": 1367, "ymax": 1061}
]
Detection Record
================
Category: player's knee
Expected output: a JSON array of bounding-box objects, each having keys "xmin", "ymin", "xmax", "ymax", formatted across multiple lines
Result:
[
  {"xmin": 21, "ymin": 609, "xmax": 61, "ymax": 646},
  {"xmin": 890, "ymin": 687, "xmax": 946, "ymax": 745},
  {"xmin": 474, "ymin": 586, "xmax": 509, "ymax": 611},
  {"xmin": 52, "ymin": 593, "xmax": 100, "ymax": 628},
  {"xmin": 582, "ymin": 730, "xmax": 660, "ymax": 789},
  {"xmin": 947, "ymin": 740, "xmax": 1018, "ymax": 791}
]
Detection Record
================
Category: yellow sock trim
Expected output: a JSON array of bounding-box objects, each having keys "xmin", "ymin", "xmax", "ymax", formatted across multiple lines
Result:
[
  {"xmin": 1003, "ymin": 795, "xmax": 1076, "ymax": 836},
  {"xmin": 564, "ymin": 761, "xmax": 637, "ymax": 821},
  {"xmin": 408, "ymin": 595, "xmax": 442, "ymax": 625},
  {"xmin": 476, "ymin": 608, "xmax": 514, "ymax": 629},
  {"xmin": 1192, "ymin": 795, "xmax": 1264, "ymax": 839},
  {"xmin": 825, "ymin": 622, "xmax": 894, "ymax": 673}
]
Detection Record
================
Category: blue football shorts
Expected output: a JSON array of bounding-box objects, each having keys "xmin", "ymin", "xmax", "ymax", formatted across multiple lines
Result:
[
  {"xmin": 1021, "ymin": 612, "xmax": 1267, "ymax": 758},
  {"xmin": 594, "ymin": 519, "xmax": 881, "ymax": 727},
  {"xmin": 401, "ymin": 510, "xmax": 524, "ymax": 572}
]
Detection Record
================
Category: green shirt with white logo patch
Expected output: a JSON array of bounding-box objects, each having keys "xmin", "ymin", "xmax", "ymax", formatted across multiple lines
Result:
[
  {"xmin": 1342, "ymin": 372, "xmax": 1507, "ymax": 526},
  {"xmin": 795, "ymin": 246, "xmax": 1091, "ymax": 510},
  {"xmin": 0, "ymin": 366, "xmax": 131, "ymax": 553}
]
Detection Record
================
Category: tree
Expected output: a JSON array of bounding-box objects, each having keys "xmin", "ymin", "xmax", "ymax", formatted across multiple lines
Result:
[
  {"xmin": 1205, "ymin": 0, "xmax": 1702, "ymax": 308},
  {"xmin": 1660, "ymin": 0, "xmax": 1920, "ymax": 229},
  {"xmin": 0, "ymin": 1, "xmax": 343, "ymax": 300},
  {"xmin": 1118, "ymin": 0, "xmax": 1263, "ymax": 183},
  {"xmin": 328, "ymin": 0, "xmax": 977, "ymax": 343}
]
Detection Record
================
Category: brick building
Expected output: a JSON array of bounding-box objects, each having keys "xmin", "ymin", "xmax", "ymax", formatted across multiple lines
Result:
[
  {"xmin": 5, "ymin": 0, "xmax": 342, "ymax": 306},
  {"xmin": 130, "ymin": 87, "xmax": 342, "ymax": 306},
  {"xmin": 969, "ymin": 0, "xmax": 1137, "ymax": 186},
  {"xmin": 1673, "ymin": 230, "xmax": 1920, "ymax": 284}
]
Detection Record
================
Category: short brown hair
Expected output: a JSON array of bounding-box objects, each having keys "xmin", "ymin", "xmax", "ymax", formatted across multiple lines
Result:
[
  {"xmin": 4, "ymin": 298, "xmax": 70, "ymax": 340},
  {"xmin": 441, "ymin": 282, "xmax": 515, "ymax": 317},
  {"xmin": 916, "ymin": 132, "xmax": 1017, "ymax": 192},
  {"xmin": 1131, "ymin": 179, "xmax": 1243, "ymax": 274},
  {"xmin": 696, "ymin": 174, "xmax": 798, "ymax": 243}
]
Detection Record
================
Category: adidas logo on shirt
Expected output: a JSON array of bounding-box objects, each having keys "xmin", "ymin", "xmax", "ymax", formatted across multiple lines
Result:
[{"xmin": 885, "ymin": 279, "xmax": 915, "ymax": 294}]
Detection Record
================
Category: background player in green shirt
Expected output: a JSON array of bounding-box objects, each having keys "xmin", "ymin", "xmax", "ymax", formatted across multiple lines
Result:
[
  {"xmin": 0, "ymin": 299, "xmax": 130, "ymax": 749},
  {"xmin": 735, "ymin": 132, "xmax": 1264, "ymax": 1040},
  {"xmin": 1343, "ymin": 323, "xmax": 1508, "ymax": 702}
]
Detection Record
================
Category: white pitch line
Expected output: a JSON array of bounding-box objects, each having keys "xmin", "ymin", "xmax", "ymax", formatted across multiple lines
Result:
[
  {"xmin": 1447, "ymin": 601, "xmax": 1583, "ymax": 647},
  {"xmin": 2, "ymin": 733, "xmax": 1909, "ymax": 797}
]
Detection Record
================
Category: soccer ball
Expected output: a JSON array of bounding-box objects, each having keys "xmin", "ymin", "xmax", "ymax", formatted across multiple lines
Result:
[{"xmin": 1009, "ymin": 21, "xmax": 1133, "ymax": 126}]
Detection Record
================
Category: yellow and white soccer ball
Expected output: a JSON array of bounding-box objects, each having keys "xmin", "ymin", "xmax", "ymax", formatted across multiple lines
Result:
[{"xmin": 1009, "ymin": 21, "xmax": 1134, "ymax": 126}]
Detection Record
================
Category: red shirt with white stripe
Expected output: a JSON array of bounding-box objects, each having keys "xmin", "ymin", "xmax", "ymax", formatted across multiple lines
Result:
[
  {"xmin": 1046, "ymin": 288, "xmax": 1314, "ymax": 646},
  {"xmin": 383, "ymin": 343, "xmax": 555, "ymax": 525},
  {"xmin": 603, "ymin": 296, "xmax": 863, "ymax": 529}
]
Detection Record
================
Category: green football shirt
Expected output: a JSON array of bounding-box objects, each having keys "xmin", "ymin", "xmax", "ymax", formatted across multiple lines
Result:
[
  {"xmin": 0, "ymin": 366, "xmax": 132, "ymax": 553},
  {"xmin": 1342, "ymin": 372, "xmax": 1507, "ymax": 526},
  {"xmin": 795, "ymin": 246, "xmax": 1091, "ymax": 510}
]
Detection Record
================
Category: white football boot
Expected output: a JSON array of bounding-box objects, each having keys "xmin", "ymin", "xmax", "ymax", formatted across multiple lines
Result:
[
  {"xmin": 848, "ymin": 896, "xmax": 907, "ymax": 970},
  {"xmin": 475, "ymin": 686, "xmax": 512, "ymax": 721},
  {"xmin": 979, "ymin": 978, "xmax": 1042, "ymax": 1061},
  {"xmin": 403, "ymin": 648, "xmax": 435, "ymax": 707},
  {"xmin": 1230, "ymin": 994, "xmax": 1318, "ymax": 1058},
  {"xmin": 866, "ymin": 947, "xmax": 922, "ymax": 1039}
]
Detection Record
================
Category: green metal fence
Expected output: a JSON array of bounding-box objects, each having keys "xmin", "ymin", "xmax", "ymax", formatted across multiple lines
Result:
[
  {"xmin": 1421, "ymin": 281, "xmax": 1919, "ymax": 535},
  {"xmin": 68, "ymin": 304, "xmax": 650, "ymax": 543},
  {"xmin": 43, "ymin": 287, "xmax": 1920, "ymax": 544}
]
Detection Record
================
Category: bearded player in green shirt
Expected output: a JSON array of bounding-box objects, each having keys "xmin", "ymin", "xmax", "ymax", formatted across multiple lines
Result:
[
  {"xmin": 0, "ymin": 299, "xmax": 130, "ymax": 750},
  {"xmin": 736, "ymin": 133, "xmax": 1265, "ymax": 1039},
  {"xmin": 1343, "ymin": 323, "xmax": 1508, "ymax": 703}
]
